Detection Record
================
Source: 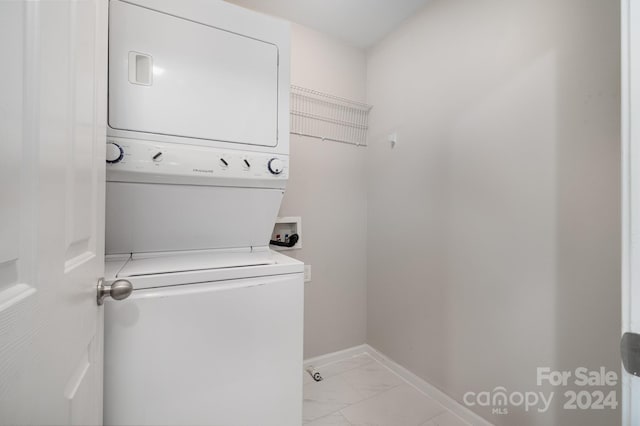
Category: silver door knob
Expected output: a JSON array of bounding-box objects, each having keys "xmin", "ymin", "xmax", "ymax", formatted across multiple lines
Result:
[{"xmin": 97, "ymin": 278, "xmax": 133, "ymax": 305}]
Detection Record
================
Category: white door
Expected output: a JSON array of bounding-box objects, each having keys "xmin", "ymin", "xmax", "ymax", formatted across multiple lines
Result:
[
  {"xmin": 0, "ymin": 1, "xmax": 108, "ymax": 425},
  {"xmin": 622, "ymin": 1, "xmax": 640, "ymax": 424}
]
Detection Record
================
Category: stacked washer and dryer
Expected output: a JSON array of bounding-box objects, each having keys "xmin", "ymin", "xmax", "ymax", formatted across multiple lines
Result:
[{"xmin": 102, "ymin": 1, "xmax": 303, "ymax": 425}]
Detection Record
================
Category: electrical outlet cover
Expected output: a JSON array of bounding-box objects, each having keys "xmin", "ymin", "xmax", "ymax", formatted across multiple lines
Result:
[{"xmin": 304, "ymin": 265, "xmax": 311, "ymax": 283}]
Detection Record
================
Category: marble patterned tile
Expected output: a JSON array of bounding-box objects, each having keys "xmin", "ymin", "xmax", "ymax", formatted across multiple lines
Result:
[
  {"xmin": 313, "ymin": 353, "xmax": 376, "ymax": 379},
  {"xmin": 340, "ymin": 384, "xmax": 447, "ymax": 426},
  {"xmin": 303, "ymin": 375, "xmax": 363, "ymax": 422},
  {"xmin": 305, "ymin": 412, "xmax": 353, "ymax": 426},
  {"xmin": 339, "ymin": 361, "xmax": 403, "ymax": 399},
  {"xmin": 420, "ymin": 411, "xmax": 470, "ymax": 426}
]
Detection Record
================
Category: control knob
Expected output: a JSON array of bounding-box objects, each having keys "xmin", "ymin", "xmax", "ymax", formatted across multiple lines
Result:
[
  {"xmin": 106, "ymin": 142, "xmax": 124, "ymax": 164},
  {"xmin": 268, "ymin": 158, "xmax": 284, "ymax": 175}
]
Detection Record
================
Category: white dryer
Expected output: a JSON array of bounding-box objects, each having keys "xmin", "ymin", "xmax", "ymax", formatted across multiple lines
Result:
[
  {"xmin": 105, "ymin": 0, "xmax": 291, "ymax": 255},
  {"xmin": 103, "ymin": 1, "xmax": 302, "ymax": 425}
]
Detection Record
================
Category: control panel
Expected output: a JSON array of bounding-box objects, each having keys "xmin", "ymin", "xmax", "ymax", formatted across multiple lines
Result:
[{"xmin": 106, "ymin": 138, "xmax": 289, "ymax": 188}]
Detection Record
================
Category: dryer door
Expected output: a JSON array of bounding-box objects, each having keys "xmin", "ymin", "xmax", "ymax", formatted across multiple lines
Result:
[{"xmin": 108, "ymin": 0, "xmax": 279, "ymax": 147}]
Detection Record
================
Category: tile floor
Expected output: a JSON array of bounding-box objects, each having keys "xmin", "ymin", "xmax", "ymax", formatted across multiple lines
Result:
[{"xmin": 303, "ymin": 353, "xmax": 470, "ymax": 426}]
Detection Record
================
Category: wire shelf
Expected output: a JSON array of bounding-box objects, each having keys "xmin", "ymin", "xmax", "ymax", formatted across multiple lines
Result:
[{"xmin": 290, "ymin": 85, "xmax": 373, "ymax": 147}]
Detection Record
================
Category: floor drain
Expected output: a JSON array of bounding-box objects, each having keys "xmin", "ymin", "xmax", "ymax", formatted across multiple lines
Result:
[{"xmin": 306, "ymin": 366, "xmax": 323, "ymax": 382}]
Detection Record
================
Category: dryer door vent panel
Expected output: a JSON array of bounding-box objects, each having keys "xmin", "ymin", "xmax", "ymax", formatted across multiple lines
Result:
[{"xmin": 108, "ymin": 0, "xmax": 279, "ymax": 147}]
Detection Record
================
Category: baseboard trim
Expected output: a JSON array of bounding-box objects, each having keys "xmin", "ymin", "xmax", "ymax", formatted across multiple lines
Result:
[
  {"xmin": 303, "ymin": 344, "xmax": 369, "ymax": 368},
  {"xmin": 304, "ymin": 344, "xmax": 494, "ymax": 426}
]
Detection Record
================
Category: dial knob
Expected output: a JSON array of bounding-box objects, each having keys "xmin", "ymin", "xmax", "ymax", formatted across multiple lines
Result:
[
  {"xmin": 106, "ymin": 142, "xmax": 124, "ymax": 164},
  {"xmin": 268, "ymin": 158, "xmax": 284, "ymax": 175}
]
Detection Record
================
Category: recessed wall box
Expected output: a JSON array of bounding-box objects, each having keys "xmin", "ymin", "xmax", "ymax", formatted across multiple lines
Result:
[{"xmin": 271, "ymin": 216, "xmax": 302, "ymax": 251}]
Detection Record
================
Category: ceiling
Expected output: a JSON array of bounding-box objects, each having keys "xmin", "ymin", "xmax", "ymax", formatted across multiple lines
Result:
[{"xmin": 224, "ymin": 0, "xmax": 431, "ymax": 49}]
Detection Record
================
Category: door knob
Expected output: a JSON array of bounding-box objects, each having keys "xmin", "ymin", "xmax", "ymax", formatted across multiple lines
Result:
[
  {"xmin": 97, "ymin": 278, "xmax": 133, "ymax": 305},
  {"xmin": 621, "ymin": 332, "xmax": 640, "ymax": 377}
]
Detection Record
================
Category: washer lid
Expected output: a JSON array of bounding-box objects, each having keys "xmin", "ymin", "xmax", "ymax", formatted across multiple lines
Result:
[
  {"xmin": 120, "ymin": 248, "xmax": 274, "ymax": 277},
  {"xmin": 105, "ymin": 248, "xmax": 303, "ymax": 290}
]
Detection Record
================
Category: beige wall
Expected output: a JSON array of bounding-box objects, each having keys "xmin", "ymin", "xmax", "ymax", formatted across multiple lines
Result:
[
  {"xmin": 365, "ymin": 1, "xmax": 621, "ymax": 425},
  {"xmin": 280, "ymin": 23, "xmax": 368, "ymax": 358}
]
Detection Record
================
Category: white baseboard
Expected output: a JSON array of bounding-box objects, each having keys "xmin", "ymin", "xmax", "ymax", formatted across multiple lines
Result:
[
  {"xmin": 304, "ymin": 344, "xmax": 494, "ymax": 426},
  {"xmin": 303, "ymin": 344, "xmax": 369, "ymax": 368}
]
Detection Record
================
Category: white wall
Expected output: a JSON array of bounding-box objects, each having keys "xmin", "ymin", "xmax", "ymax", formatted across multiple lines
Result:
[
  {"xmin": 279, "ymin": 23, "xmax": 368, "ymax": 358},
  {"xmin": 365, "ymin": 1, "xmax": 620, "ymax": 425}
]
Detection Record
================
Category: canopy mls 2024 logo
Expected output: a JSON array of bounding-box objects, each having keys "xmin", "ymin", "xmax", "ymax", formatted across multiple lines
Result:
[{"xmin": 463, "ymin": 367, "xmax": 618, "ymax": 416}]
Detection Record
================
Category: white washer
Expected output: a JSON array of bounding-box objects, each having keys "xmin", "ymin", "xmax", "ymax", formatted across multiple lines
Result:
[
  {"xmin": 103, "ymin": 1, "xmax": 302, "ymax": 425},
  {"xmin": 104, "ymin": 249, "xmax": 303, "ymax": 426}
]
